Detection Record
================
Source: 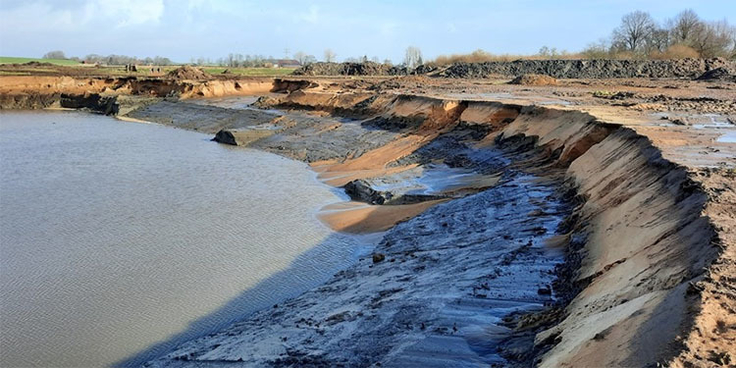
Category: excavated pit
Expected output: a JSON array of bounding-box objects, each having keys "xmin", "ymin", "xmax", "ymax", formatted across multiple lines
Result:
[
  {"xmin": 176, "ymin": 87, "xmax": 729, "ymax": 368},
  {"xmin": 0, "ymin": 76, "xmax": 732, "ymax": 368}
]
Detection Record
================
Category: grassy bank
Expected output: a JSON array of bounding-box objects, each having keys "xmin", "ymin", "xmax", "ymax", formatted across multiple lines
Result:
[
  {"xmin": 0, "ymin": 56, "xmax": 81, "ymax": 66},
  {"xmin": 0, "ymin": 58, "xmax": 297, "ymax": 77}
]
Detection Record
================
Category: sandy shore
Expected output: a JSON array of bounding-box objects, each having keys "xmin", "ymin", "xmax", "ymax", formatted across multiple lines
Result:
[{"xmin": 318, "ymin": 199, "xmax": 449, "ymax": 233}]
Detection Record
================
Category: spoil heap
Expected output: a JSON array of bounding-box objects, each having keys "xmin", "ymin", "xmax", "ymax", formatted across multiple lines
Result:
[{"xmin": 166, "ymin": 66, "xmax": 210, "ymax": 80}]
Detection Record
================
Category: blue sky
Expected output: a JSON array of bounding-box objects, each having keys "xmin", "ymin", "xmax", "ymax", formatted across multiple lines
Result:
[{"xmin": 0, "ymin": 0, "xmax": 733, "ymax": 63}]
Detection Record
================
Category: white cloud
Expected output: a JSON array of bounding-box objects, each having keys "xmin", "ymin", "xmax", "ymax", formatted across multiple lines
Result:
[
  {"xmin": 0, "ymin": 0, "xmax": 164, "ymax": 32},
  {"xmin": 0, "ymin": 2, "xmax": 71, "ymax": 31},
  {"xmin": 87, "ymin": 0, "xmax": 164, "ymax": 27}
]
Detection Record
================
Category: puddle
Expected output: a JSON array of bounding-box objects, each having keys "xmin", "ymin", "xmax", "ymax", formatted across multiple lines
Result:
[
  {"xmin": 537, "ymin": 99, "xmax": 572, "ymax": 106},
  {"xmin": 717, "ymin": 131, "xmax": 736, "ymax": 143},
  {"xmin": 651, "ymin": 112, "xmax": 735, "ymax": 129},
  {"xmin": 447, "ymin": 92, "xmax": 514, "ymax": 100},
  {"xmin": 367, "ymin": 163, "xmax": 498, "ymax": 197},
  {"xmin": 188, "ymin": 96, "xmax": 283, "ymax": 115}
]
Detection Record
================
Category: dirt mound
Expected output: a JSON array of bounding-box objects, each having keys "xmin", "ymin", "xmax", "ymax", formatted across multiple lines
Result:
[
  {"xmin": 1, "ymin": 61, "xmax": 58, "ymax": 69},
  {"xmin": 292, "ymin": 62, "xmax": 408, "ymax": 76},
  {"xmin": 509, "ymin": 74, "xmax": 558, "ymax": 85},
  {"xmin": 166, "ymin": 66, "xmax": 210, "ymax": 80},
  {"xmin": 695, "ymin": 67, "xmax": 736, "ymax": 82},
  {"xmin": 437, "ymin": 58, "xmax": 735, "ymax": 79},
  {"xmin": 412, "ymin": 64, "xmax": 439, "ymax": 75}
]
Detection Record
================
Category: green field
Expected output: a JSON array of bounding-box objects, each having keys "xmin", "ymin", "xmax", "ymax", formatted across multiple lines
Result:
[
  {"xmin": 0, "ymin": 57, "xmax": 298, "ymax": 77},
  {"xmin": 110, "ymin": 66, "xmax": 297, "ymax": 77},
  {"xmin": 0, "ymin": 56, "xmax": 81, "ymax": 66}
]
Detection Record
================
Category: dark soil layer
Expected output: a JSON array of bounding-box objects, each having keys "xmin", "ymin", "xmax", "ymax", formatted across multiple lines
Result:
[
  {"xmin": 293, "ymin": 58, "xmax": 735, "ymax": 79},
  {"xmin": 292, "ymin": 61, "xmax": 409, "ymax": 76}
]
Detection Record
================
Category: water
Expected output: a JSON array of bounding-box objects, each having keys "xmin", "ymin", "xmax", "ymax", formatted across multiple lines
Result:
[
  {"xmin": 369, "ymin": 164, "xmax": 488, "ymax": 195},
  {"xmin": 187, "ymin": 96, "xmax": 283, "ymax": 115},
  {"xmin": 0, "ymin": 111, "xmax": 361, "ymax": 367},
  {"xmin": 717, "ymin": 130, "xmax": 736, "ymax": 143}
]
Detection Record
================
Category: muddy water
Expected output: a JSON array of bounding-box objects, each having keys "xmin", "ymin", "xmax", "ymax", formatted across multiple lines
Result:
[{"xmin": 0, "ymin": 111, "xmax": 363, "ymax": 367}]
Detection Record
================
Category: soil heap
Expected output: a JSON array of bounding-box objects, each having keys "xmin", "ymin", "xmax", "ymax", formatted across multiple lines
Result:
[
  {"xmin": 509, "ymin": 74, "xmax": 558, "ymax": 85},
  {"xmin": 166, "ymin": 66, "xmax": 210, "ymax": 80},
  {"xmin": 695, "ymin": 66, "xmax": 736, "ymax": 82},
  {"xmin": 293, "ymin": 62, "xmax": 408, "ymax": 76}
]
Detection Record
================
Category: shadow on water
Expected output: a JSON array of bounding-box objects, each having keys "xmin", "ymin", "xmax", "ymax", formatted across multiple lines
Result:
[{"xmin": 114, "ymin": 232, "xmax": 367, "ymax": 367}]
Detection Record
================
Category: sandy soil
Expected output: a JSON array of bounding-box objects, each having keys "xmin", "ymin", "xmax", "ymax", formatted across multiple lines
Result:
[
  {"xmin": 247, "ymin": 77, "xmax": 735, "ymax": 368},
  {"xmin": 318, "ymin": 199, "xmax": 448, "ymax": 233}
]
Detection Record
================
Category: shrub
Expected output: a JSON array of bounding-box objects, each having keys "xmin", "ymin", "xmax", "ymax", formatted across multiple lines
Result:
[{"xmin": 650, "ymin": 44, "xmax": 700, "ymax": 59}]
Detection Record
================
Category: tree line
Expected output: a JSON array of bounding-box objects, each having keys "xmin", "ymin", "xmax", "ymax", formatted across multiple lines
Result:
[
  {"xmin": 432, "ymin": 9, "xmax": 735, "ymax": 66},
  {"xmin": 41, "ymin": 9, "xmax": 734, "ymax": 69},
  {"xmin": 585, "ymin": 9, "xmax": 735, "ymax": 59},
  {"xmin": 42, "ymin": 51, "xmax": 173, "ymax": 66}
]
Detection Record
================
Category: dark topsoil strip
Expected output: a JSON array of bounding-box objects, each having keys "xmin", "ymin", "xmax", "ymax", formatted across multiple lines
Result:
[{"xmin": 292, "ymin": 58, "xmax": 736, "ymax": 79}]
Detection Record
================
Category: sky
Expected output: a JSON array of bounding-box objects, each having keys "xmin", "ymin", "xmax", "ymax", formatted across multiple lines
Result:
[{"xmin": 0, "ymin": 0, "xmax": 734, "ymax": 63}]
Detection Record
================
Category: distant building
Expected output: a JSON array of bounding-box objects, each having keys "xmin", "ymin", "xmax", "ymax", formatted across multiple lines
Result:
[{"xmin": 273, "ymin": 59, "xmax": 300, "ymax": 68}]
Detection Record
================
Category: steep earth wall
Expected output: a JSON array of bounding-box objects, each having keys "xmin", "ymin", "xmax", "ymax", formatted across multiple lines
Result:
[
  {"xmin": 252, "ymin": 88, "xmax": 731, "ymax": 367},
  {"xmin": 0, "ymin": 76, "xmax": 273, "ymax": 110}
]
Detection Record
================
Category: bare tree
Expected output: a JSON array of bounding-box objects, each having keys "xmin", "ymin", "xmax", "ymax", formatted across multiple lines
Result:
[
  {"xmin": 293, "ymin": 52, "xmax": 317, "ymax": 65},
  {"xmin": 612, "ymin": 11, "xmax": 656, "ymax": 52},
  {"xmin": 152, "ymin": 56, "xmax": 172, "ymax": 66},
  {"xmin": 43, "ymin": 50, "xmax": 66, "ymax": 59},
  {"xmin": 647, "ymin": 27, "xmax": 671, "ymax": 53},
  {"xmin": 538, "ymin": 46, "xmax": 551, "ymax": 57},
  {"xmin": 581, "ymin": 39, "xmax": 610, "ymax": 59},
  {"xmin": 294, "ymin": 51, "xmax": 307, "ymax": 65},
  {"xmin": 668, "ymin": 9, "xmax": 702, "ymax": 44},
  {"xmin": 404, "ymin": 46, "xmax": 423, "ymax": 68},
  {"xmin": 323, "ymin": 49, "xmax": 336, "ymax": 62},
  {"xmin": 690, "ymin": 19, "xmax": 736, "ymax": 58}
]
